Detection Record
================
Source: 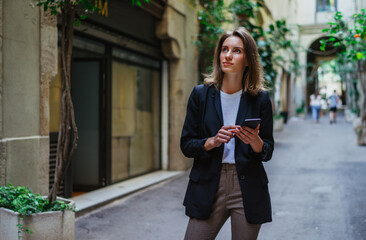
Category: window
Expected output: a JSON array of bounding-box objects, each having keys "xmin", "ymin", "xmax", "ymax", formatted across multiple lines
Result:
[
  {"xmin": 317, "ymin": 0, "xmax": 337, "ymax": 12},
  {"xmin": 111, "ymin": 53, "xmax": 161, "ymax": 182}
]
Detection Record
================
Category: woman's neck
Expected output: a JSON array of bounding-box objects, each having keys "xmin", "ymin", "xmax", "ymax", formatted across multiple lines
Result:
[{"xmin": 221, "ymin": 73, "xmax": 243, "ymax": 94}]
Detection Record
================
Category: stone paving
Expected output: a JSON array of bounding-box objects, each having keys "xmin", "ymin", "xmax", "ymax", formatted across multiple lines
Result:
[{"xmin": 76, "ymin": 113, "xmax": 366, "ymax": 240}]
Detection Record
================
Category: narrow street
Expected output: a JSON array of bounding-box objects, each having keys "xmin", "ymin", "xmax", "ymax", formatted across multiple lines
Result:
[{"xmin": 76, "ymin": 114, "xmax": 366, "ymax": 240}]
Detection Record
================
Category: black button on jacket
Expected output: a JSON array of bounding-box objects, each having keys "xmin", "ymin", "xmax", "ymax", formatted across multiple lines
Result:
[{"xmin": 180, "ymin": 84, "xmax": 274, "ymax": 224}]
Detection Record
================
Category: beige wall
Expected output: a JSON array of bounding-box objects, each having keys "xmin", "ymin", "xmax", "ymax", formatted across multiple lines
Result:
[
  {"xmin": 0, "ymin": 0, "xmax": 56, "ymax": 195},
  {"xmin": 157, "ymin": 0, "xmax": 198, "ymax": 170}
]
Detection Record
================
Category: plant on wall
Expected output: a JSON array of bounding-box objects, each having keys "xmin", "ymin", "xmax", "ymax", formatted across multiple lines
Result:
[
  {"xmin": 321, "ymin": 9, "xmax": 366, "ymax": 144},
  {"xmin": 266, "ymin": 19, "xmax": 299, "ymax": 114},
  {"xmin": 196, "ymin": 0, "xmax": 277, "ymax": 88},
  {"xmin": 196, "ymin": 0, "xmax": 226, "ymax": 77},
  {"xmin": 267, "ymin": 20, "xmax": 298, "ymax": 74},
  {"xmin": 228, "ymin": 0, "xmax": 277, "ymax": 89},
  {"xmin": 331, "ymin": 52, "xmax": 360, "ymax": 115}
]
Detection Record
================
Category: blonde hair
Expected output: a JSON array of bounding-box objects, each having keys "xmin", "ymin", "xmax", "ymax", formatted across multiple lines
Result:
[{"xmin": 204, "ymin": 27, "xmax": 265, "ymax": 96}]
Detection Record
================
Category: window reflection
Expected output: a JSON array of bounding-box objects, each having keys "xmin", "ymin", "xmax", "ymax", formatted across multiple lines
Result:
[
  {"xmin": 111, "ymin": 61, "xmax": 160, "ymax": 182},
  {"xmin": 317, "ymin": 0, "xmax": 336, "ymax": 12}
]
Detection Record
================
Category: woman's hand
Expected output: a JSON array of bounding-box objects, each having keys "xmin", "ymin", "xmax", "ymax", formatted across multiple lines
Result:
[
  {"xmin": 235, "ymin": 125, "xmax": 264, "ymax": 153},
  {"xmin": 204, "ymin": 125, "xmax": 239, "ymax": 151}
]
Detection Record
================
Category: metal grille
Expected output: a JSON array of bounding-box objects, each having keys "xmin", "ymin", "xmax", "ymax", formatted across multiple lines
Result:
[{"xmin": 49, "ymin": 133, "xmax": 65, "ymax": 197}]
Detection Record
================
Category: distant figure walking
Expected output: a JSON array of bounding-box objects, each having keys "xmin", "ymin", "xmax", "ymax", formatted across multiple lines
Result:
[
  {"xmin": 328, "ymin": 90, "xmax": 340, "ymax": 124},
  {"xmin": 310, "ymin": 90, "xmax": 321, "ymax": 123}
]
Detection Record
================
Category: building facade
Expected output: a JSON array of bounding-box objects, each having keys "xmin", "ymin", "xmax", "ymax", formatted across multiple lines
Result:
[
  {"xmin": 262, "ymin": 0, "xmax": 366, "ymax": 117},
  {"xmin": 0, "ymin": 0, "xmax": 198, "ymax": 196}
]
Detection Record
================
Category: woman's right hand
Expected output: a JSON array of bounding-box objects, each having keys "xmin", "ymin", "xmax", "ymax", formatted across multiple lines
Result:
[{"xmin": 204, "ymin": 125, "xmax": 239, "ymax": 151}]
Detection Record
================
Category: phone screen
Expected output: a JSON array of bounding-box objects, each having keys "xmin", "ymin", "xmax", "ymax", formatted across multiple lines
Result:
[{"xmin": 241, "ymin": 118, "xmax": 261, "ymax": 129}]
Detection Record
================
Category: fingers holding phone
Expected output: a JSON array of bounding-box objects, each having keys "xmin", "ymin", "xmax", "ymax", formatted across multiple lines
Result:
[
  {"xmin": 236, "ymin": 118, "xmax": 261, "ymax": 144},
  {"xmin": 217, "ymin": 125, "xmax": 239, "ymax": 143},
  {"xmin": 204, "ymin": 125, "xmax": 239, "ymax": 151},
  {"xmin": 241, "ymin": 118, "xmax": 261, "ymax": 129}
]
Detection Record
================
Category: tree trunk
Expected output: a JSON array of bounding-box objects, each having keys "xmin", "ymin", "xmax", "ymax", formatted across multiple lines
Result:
[
  {"xmin": 345, "ymin": 71, "xmax": 354, "ymax": 110},
  {"xmin": 48, "ymin": 0, "xmax": 78, "ymax": 202},
  {"xmin": 357, "ymin": 60, "xmax": 366, "ymax": 145}
]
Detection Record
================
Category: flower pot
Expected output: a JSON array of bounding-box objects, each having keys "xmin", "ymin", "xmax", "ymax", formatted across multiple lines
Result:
[
  {"xmin": 273, "ymin": 117, "xmax": 284, "ymax": 132},
  {"xmin": 0, "ymin": 197, "xmax": 75, "ymax": 240},
  {"xmin": 357, "ymin": 128, "xmax": 366, "ymax": 145},
  {"xmin": 345, "ymin": 108, "xmax": 357, "ymax": 122},
  {"xmin": 280, "ymin": 111, "xmax": 288, "ymax": 124},
  {"xmin": 297, "ymin": 113, "xmax": 306, "ymax": 119}
]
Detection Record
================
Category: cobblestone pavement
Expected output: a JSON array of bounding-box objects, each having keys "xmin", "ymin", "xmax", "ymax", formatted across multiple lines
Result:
[{"xmin": 76, "ymin": 114, "xmax": 366, "ymax": 240}]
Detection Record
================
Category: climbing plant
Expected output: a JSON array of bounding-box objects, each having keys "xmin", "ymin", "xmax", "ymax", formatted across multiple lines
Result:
[
  {"xmin": 195, "ymin": 0, "xmax": 296, "ymax": 90},
  {"xmin": 321, "ymin": 9, "xmax": 366, "ymax": 144}
]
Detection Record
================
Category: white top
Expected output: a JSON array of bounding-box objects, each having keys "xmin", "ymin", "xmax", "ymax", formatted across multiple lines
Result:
[
  {"xmin": 310, "ymin": 94, "xmax": 321, "ymax": 107},
  {"xmin": 220, "ymin": 89, "xmax": 242, "ymax": 164}
]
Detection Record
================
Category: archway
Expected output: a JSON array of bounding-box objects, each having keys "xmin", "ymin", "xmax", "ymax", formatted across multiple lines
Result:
[{"xmin": 306, "ymin": 36, "xmax": 341, "ymax": 110}]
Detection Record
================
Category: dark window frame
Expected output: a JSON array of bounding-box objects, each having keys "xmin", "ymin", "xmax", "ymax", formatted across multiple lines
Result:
[{"xmin": 316, "ymin": 0, "xmax": 337, "ymax": 12}]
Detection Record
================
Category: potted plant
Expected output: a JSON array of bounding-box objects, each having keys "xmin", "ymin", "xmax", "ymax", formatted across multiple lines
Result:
[
  {"xmin": 273, "ymin": 100, "xmax": 284, "ymax": 131},
  {"xmin": 296, "ymin": 107, "xmax": 306, "ymax": 119},
  {"xmin": 0, "ymin": 184, "xmax": 75, "ymax": 240},
  {"xmin": 273, "ymin": 114, "xmax": 284, "ymax": 131}
]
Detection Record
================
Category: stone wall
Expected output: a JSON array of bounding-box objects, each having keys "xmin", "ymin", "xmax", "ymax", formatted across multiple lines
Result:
[
  {"xmin": 157, "ymin": 0, "xmax": 198, "ymax": 170},
  {"xmin": 0, "ymin": 0, "xmax": 57, "ymax": 195}
]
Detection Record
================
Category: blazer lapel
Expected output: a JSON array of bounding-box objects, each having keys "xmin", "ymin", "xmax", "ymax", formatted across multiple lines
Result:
[
  {"xmin": 235, "ymin": 92, "xmax": 249, "ymax": 144},
  {"xmin": 213, "ymin": 90, "xmax": 223, "ymax": 126},
  {"xmin": 235, "ymin": 92, "xmax": 249, "ymax": 126}
]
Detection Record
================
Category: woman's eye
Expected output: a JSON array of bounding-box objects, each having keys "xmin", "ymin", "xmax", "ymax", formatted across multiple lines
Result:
[
  {"xmin": 222, "ymin": 48, "xmax": 228, "ymax": 52},
  {"xmin": 234, "ymin": 49, "xmax": 241, "ymax": 53}
]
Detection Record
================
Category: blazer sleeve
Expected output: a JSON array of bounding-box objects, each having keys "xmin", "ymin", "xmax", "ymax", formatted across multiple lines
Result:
[
  {"xmin": 249, "ymin": 91, "xmax": 274, "ymax": 162},
  {"xmin": 180, "ymin": 86, "xmax": 212, "ymax": 160}
]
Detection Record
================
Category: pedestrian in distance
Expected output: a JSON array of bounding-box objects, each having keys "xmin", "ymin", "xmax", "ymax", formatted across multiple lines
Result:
[
  {"xmin": 310, "ymin": 90, "xmax": 322, "ymax": 123},
  {"xmin": 328, "ymin": 90, "xmax": 340, "ymax": 124},
  {"xmin": 180, "ymin": 27, "xmax": 274, "ymax": 240}
]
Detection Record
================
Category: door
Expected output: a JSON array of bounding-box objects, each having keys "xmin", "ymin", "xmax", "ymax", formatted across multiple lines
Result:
[{"xmin": 71, "ymin": 60, "xmax": 105, "ymax": 191}]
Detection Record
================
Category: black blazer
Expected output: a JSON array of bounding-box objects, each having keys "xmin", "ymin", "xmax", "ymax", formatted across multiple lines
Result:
[{"xmin": 180, "ymin": 84, "xmax": 274, "ymax": 224}]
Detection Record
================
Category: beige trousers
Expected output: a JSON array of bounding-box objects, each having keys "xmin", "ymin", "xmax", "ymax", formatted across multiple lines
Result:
[{"xmin": 184, "ymin": 164, "xmax": 261, "ymax": 240}]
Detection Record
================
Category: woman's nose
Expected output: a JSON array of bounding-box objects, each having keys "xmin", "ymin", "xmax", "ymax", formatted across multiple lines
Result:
[{"xmin": 225, "ymin": 50, "xmax": 232, "ymax": 59}]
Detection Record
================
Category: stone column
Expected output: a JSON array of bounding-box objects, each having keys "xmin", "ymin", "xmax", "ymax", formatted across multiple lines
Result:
[
  {"xmin": 0, "ymin": 0, "xmax": 57, "ymax": 195},
  {"xmin": 156, "ymin": 0, "xmax": 198, "ymax": 170},
  {"xmin": 0, "ymin": 0, "xmax": 4, "ymax": 186}
]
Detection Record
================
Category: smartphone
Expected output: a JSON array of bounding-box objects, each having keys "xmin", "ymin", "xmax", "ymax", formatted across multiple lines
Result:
[{"xmin": 241, "ymin": 118, "xmax": 261, "ymax": 129}]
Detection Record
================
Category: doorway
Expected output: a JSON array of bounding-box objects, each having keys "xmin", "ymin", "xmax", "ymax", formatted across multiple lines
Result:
[{"xmin": 71, "ymin": 60, "xmax": 106, "ymax": 191}]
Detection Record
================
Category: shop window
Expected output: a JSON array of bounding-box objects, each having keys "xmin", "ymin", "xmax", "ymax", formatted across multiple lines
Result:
[
  {"xmin": 317, "ymin": 0, "xmax": 337, "ymax": 12},
  {"xmin": 111, "ymin": 58, "xmax": 161, "ymax": 182}
]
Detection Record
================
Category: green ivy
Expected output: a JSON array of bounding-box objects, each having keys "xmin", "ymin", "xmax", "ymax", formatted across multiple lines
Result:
[
  {"xmin": 37, "ymin": 0, "xmax": 149, "ymax": 25},
  {"xmin": 196, "ymin": 0, "xmax": 227, "ymax": 77},
  {"xmin": 321, "ymin": 10, "xmax": 365, "ymax": 116},
  {"xmin": 196, "ymin": 0, "xmax": 281, "ymax": 88},
  {"xmin": 131, "ymin": 0, "xmax": 149, "ymax": 7},
  {"xmin": 0, "ymin": 184, "xmax": 75, "ymax": 239},
  {"xmin": 321, "ymin": 10, "xmax": 366, "ymax": 61},
  {"xmin": 37, "ymin": 0, "xmax": 99, "ymax": 25}
]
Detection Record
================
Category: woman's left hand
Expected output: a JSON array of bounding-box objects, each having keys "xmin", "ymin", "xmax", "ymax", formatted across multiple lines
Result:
[{"xmin": 235, "ymin": 125, "xmax": 264, "ymax": 153}]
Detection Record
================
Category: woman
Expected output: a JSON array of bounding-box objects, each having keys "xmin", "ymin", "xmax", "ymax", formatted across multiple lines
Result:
[
  {"xmin": 310, "ymin": 90, "xmax": 321, "ymax": 123},
  {"xmin": 180, "ymin": 27, "xmax": 274, "ymax": 240}
]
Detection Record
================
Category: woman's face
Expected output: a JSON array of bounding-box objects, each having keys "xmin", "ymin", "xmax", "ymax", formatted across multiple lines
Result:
[{"xmin": 219, "ymin": 36, "xmax": 248, "ymax": 74}]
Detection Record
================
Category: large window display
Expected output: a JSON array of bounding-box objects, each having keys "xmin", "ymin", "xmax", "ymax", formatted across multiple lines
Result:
[
  {"xmin": 50, "ymin": 36, "xmax": 162, "ymax": 194},
  {"xmin": 111, "ymin": 49, "xmax": 161, "ymax": 182}
]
